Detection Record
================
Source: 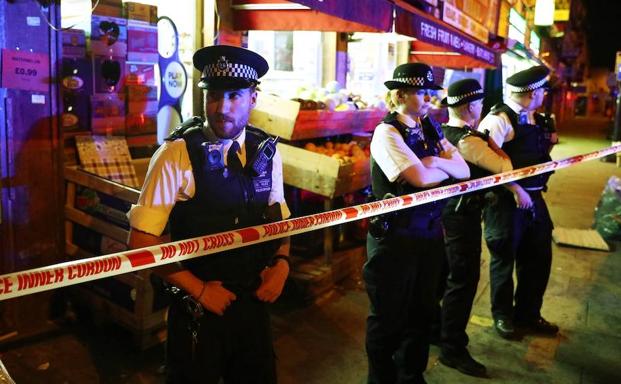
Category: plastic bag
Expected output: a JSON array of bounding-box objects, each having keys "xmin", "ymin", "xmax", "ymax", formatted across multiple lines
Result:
[{"xmin": 594, "ymin": 176, "xmax": 621, "ymax": 240}]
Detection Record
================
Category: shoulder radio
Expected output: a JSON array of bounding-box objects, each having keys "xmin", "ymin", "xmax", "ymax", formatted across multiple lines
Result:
[{"xmin": 249, "ymin": 136, "xmax": 279, "ymax": 176}]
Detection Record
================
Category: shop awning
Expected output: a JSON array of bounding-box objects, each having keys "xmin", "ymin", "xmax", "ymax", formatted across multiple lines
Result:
[
  {"xmin": 395, "ymin": 4, "xmax": 499, "ymax": 69},
  {"xmin": 232, "ymin": 0, "xmax": 393, "ymax": 32}
]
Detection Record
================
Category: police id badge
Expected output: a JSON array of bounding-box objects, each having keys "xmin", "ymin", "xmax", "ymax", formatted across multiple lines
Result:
[{"xmin": 201, "ymin": 141, "xmax": 225, "ymax": 171}]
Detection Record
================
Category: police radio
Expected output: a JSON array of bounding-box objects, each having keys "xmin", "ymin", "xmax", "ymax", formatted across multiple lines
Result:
[
  {"xmin": 421, "ymin": 115, "xmax": 445, "ymax": 154},
  {"xmin": 248, "ymin": 136, "xmax": 279, "ymax": 176}
]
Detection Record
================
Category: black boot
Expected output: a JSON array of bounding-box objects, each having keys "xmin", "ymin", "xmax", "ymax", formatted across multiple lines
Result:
[{"xmin": 439, "ymin": 349, "xmax": 487, "ymax": 377}]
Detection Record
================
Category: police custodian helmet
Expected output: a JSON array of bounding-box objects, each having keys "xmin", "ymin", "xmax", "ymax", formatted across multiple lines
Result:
[
  {"xmin": 193, "ymin": 45, "xmax": 269, "ymax": 90},
  {"xmin": 384, "ymin": 62, "xmax": 443, "ymax": 91},
  {"xmin": 441, "ymin": 78, "xmax": 486, "ymax": 107},
  {"xmin": 506, "ymin": 65, "xmax": 550, "ymax": 93}
]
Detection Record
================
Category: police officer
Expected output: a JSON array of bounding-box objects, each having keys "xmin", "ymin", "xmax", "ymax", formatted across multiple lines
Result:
[
  {"xmin": 478, "ymin": 65, "xmax": 559, "ymax": 339},
  {"xmin": 128, "ymin": 45, "xmax": 291, "ymax": 384},
  {"xmin": 438, "ymin": 79, "xmax": 519, "ymax": 377},
  {"xmin": 364, "ymin": 63, "xmax": 469, "ymax": 384}
]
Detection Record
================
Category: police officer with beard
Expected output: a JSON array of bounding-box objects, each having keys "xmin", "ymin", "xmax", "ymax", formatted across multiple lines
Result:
[
  {"xmin": 364, "ymin": 63, "xmax": 469, "ymax": 384},
  {"xmin": 128, "ymin": 45, "xmax": 291, "ymax": 384},
  {"xmin": 478, "ymin": 65, "xmax": 559, "ymax": 340}
]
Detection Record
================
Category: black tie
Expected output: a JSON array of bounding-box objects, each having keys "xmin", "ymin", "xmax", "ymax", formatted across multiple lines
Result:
[{"xmin": 227, "ymin": 141, "xmax": 242, "ymax": 172}]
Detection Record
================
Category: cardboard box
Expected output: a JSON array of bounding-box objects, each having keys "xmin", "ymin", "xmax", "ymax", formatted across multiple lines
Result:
[
  {"xmin": 91, "ymin": 15, "xmax": 127, "ymax": 57},
  {"xmin": 125, "ymin": 62, "xmax": 155, "ymax": 86},
  {"xmin": 127, "ymin": 85, "xmax": 158, "ymax": 101},
  {"xmin": 126, "ymin": 113, "xmax": 157, "ymax": 136},
  {"xmin": 91, "ymin": 93, "xmax": 126, "ymax": 135},
  {"xmin": 128, "ymin": 100, "xmax": 158, "ymax": 115},
  {"xmin": 127, "ymin": 21, "xmax": 158, "ymax": 63},
  {"xmin": 124, "ymin": 2, "xmax": 158, "ymax": 24},
  {"xmin": 62, "ymin": 29, "xmax": 86, "ymax": 58},
  {"xmin": 92, "ymin": 0, "xmax": 123, "ymax": 17},
  {"xmin": 93, "ymin": 56, "xmax": 125, "ymax": 94}
]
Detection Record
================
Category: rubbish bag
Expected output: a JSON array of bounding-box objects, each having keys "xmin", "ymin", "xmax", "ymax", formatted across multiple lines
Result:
[{"xmin": 594, "ymin": 176, "xmax": 621, "ymax": 240}]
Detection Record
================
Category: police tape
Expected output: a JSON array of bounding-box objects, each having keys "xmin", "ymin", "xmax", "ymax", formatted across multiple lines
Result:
[{"xmin": 0, "ymin": 144, "xmax": 619, "ymax": 301}]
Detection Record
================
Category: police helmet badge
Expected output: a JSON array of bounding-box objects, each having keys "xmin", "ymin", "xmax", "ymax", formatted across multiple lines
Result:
[
  {"xmin": 216, "ymin": 56, "xmax": 229, "ymax": 71},
  {"xmin": 201, "ymin": 141, "xmax": 225, "ymax": 171},
  {"xmin": 426, "ymin": 71, "xmax": 433, "ymax": 82}
]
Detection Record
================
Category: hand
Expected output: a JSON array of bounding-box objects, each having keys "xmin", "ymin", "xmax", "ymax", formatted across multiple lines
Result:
[
  {"xmin": 197, "ymin": 281, "xmax": 237, "ymax": 316},
  {"xmin": 421, "ymin": 156, "xmax": 438, "ymax": 168},
  {"xmin": 513, "ymin": 188, "xmax": 533, "ymax": 209},
  {"xmin": 255, "ymin": 260, "xmax": 289, "ymax": 303}
]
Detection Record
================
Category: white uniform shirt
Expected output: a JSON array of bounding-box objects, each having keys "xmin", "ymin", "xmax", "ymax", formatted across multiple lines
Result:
[
  {"xmin": 370, "ymin": 112, "xmax": 459, "ymax": 182},
  {"xmin": 447, "ymin": 117, "xmax": 513, "ymax": 174},
  {"xmin": 128, "ymin": 127, "xmax": 291, "ymax": 236},
  {"xmin": 478, "ymin": 98, "xmax": 535, "ymax": 147},
  {"xmin": 371, "ymin": 113, "xmax": 423, "ymax": 183}
]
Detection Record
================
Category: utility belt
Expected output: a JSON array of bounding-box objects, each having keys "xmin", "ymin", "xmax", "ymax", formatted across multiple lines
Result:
[
  {"xmin": 369, "ymin": 203, "xmax": 443, "ymax": 240},
  {"xmin": 446, "ymin": 192, "xmax": 486, "ymax": 214}
]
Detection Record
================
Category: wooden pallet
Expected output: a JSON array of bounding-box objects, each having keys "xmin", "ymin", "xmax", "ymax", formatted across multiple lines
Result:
[{"xmin": 289, "ymin": 246, "xmax": 366, "ymax": 303}]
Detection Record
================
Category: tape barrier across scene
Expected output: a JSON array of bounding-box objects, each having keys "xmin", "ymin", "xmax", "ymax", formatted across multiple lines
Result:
[{"xmin": 1, "ymin": 144, "xmax": 620, "ymax": 301}]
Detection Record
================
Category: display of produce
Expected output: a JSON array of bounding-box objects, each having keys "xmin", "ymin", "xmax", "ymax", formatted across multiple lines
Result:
[
  {"xmin": 303, "ymin": 140, "xmax": 370, "ymax": 165},
  {"xmin": 292, "ymin": 80, "xmax": 386, "ymax": 111}
]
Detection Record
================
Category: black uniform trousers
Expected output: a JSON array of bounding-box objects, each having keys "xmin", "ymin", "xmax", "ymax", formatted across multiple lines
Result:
[
  {"xmin": 364, "ymin": 223, "xmax": 444, "ymax": 384},
  {"xmin": 439, "ymin": 196, "xmax": 484, "ymax": 354},
  {"xmin": 483, "ymin": 189, "xmax": 553, "ymax": 322},
  {"xmin": 166, "ymin": 291, "xmax": 276, "ymax": 384}
]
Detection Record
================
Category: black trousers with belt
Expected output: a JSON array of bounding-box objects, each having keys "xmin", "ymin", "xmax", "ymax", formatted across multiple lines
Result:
[
  {"xmin": 483, "ymin": 189, "xmax": 553, "ymax": 322},
  {"xmin": 166, "ymin": 291, "xmax": 276, "ymax": 384},
  {"xmin": 439, "ymin": 196, "xmax": 484, "ymax": 354},
  {"xmin": 364, "ymin": 222, "xmax": 444, "ymax": 384}
]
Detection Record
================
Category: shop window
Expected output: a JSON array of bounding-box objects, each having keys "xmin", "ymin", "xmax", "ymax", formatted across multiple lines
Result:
[
  {"xmin": 347, "ymin": 33, "xmax": 398, "ymax": 103},
  {"xmin": 508, "ymin": 8, "xmax": 526, "ymax": 44},
  {"xmin": 61, "ymin": 0, "xmax": 197, "ymax": 123},
  {"xmin": 247, "ymin": 31, "xmax": 322, "ymax": 99}
]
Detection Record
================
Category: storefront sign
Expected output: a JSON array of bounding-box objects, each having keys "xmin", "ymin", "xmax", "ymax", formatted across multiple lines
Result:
[
  {"xmin": 396, "ymin": 8, "xmax": 497, "ymax": 66},
  {"xmin": 1, "ymin": 49, "xmax": 49, "ymax": 92},
  {"xmin": 442, "ymin": 2, "xmax": 489, "ymax": 43},
  {"xmin": 554, "ymin": 0, "xmax": 570, "ymax": 21},
  {"xmin": 288, "ymin": 0, "xmax": 393, "ymax": 31}
]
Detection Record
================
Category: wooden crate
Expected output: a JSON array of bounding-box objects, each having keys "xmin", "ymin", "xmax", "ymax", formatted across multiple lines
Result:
[
  {"xmin": 250, "ymin": 92, "xmax": 386, "ymax": 140},
  {"xmin": 278, "ymin": 143, "xmax": 370, "ymax": 198},
  {"xmin": 64, "ymin": 163, "xmax": 166, "ymax": 350}
]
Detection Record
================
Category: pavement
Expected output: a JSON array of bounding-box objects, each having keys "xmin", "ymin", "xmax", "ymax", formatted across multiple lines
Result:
[{"xmin": 1, "ymin": 116, "xmax": 621, "ymax": 384}]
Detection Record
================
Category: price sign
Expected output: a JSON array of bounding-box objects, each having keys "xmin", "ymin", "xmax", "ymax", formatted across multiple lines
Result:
[{"xmin": 1, "ymin": 49, "xmax": 49, "ymax": 92}]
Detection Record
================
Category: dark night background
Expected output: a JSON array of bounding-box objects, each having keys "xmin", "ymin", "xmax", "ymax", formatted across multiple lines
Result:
[{"xmin": 584, "ymin": 0, "xmax": 621, "ymax": 68}]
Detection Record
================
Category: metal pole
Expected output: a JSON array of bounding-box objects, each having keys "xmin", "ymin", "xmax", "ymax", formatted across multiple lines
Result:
[{"xmin": 613, "ymin": 81, "xmax": 621, "ymax": 166}]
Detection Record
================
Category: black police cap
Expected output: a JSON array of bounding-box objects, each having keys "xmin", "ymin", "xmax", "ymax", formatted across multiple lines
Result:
[
  {"xmin": 384, "ymin": 62, "xmax": 443, "ymax": 91},
  {"xmin": 193, "ymin": 45, "xmax": 269, "ymax": 90},
  {"xmin": 507, "ymin": 65, "xmax": 550, "ymax": 93},
  {"xmin": 441, "ymin": 78, "xmax": 485, "ymax": 107}
]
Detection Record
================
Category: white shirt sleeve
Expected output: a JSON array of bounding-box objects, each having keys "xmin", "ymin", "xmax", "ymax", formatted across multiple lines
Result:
[
  {"xmin": 478, "ymin": 113, "xmax": 514, "ymax": 147},
  {"xmin": 269, "ymin": 148, "xmax": 291, "ymax": 219},
  {"xmin": 370, "ymin": 123, "xmax": 421, "ymax": 183},
  {"xmin": 459, "ymin": 135, "xmax": 513, "ymax": 174},
  {"xmin": 128, "ymin": 140, "xmax": 195, "ymax": 236}
]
